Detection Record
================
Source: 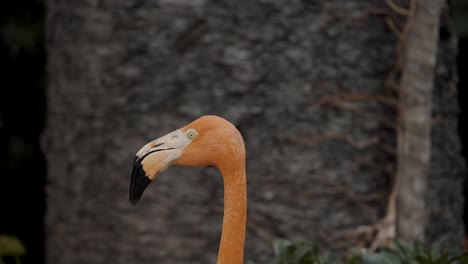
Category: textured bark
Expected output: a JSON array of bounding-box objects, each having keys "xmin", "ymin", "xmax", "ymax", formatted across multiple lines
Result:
[
  {"xmin": 43, "ymin": 0, "xmax": 464, "ymax": 263},
  {"xmin": 396, "ymin": 0, "xmax": 442, "ymax": 242}
]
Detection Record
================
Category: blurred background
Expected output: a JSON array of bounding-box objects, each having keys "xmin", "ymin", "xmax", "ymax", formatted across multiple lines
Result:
[{"xmin": 0, "ymin": 0, "xmax": 467, "ymax": 263}]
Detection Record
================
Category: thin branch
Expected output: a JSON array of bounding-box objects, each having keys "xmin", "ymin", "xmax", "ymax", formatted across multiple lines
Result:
[
  {"xmin": 385, "ymin": 0, "xmax": 411, "ymax": 16},
  {"xmin": 386, "ymin": 17, "xmax": 404, "ymax": 40}
]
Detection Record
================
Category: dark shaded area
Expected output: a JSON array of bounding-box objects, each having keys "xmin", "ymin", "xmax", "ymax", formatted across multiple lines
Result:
[
  {"xmin": 459, "ymin": 36, "xmax": 468, "ymax": 236},
  {"xmin": 0, "ymin": 0, "xmax": 46, "ymax": 264},
  {"xmin": 455, "ymin": 0, "xmax": 468, "ymax": 242}
]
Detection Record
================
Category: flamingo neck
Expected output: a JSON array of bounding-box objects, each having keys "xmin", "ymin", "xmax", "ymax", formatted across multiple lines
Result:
[{"xmin": 217, "ymin": 163, "xmax": 247, "ymax": 264}]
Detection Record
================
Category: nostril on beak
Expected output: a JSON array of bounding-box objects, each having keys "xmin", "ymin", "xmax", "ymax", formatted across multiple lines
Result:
[{"xmin": 153, "ymin": 143, "xmax": 164, "ymax": 148}]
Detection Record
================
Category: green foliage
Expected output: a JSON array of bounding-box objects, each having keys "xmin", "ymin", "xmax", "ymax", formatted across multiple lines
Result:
[
  {"xmin": 273, "ymin": 239, "xmax": 331, "ymax": 264},
  {"xmin": 271, "ymin": 239, "xmax": 468, "ymax": 264},
  {"xmin": 0, "ymin": 235, "xmax": 25, "ymax": 264},
  {"xmin": 359, "ymin": 241, "xmax": 468, "ymax": 264},
  {"xmin": 0, "ymin": 1, "xmax": 44, "ymax": 57},
  {"xmin": 0, "ymin": 235, "xmax": 25, "ymax": 257},
  {"xmin": 455, "ymin": 0, "xmax": 468, "ymax": 38},
  {"xmin": 273, "ymin": 239, "xmax": 359, "ymax": 264}
]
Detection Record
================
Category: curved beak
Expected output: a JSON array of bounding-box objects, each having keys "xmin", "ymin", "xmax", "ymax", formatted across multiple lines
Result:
[{"xmin": 129, "ymin": 130, "xmax": 189, "ymax": 205}]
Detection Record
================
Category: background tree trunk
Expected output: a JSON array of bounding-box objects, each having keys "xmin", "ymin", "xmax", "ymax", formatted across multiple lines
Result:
[
  {"xmin": 44, "ymin": 0, "xmax": 464, "ymax": 263},
  {"xmin": 396, "ymin": 0, "xmax": 442, "ymax": 242}
]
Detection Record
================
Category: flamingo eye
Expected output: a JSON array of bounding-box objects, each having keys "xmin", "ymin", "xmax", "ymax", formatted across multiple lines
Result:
[{"xmin": 187, "ymin": 130, "xmax": 198, "ymax": 139}]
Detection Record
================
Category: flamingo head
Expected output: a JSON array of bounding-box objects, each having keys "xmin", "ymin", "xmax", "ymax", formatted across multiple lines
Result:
[{"xmin": 129, "ymin": 115, "xmax": 244, "ymax": 205}]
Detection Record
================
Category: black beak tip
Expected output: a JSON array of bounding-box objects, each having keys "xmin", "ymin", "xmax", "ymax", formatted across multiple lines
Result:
[
  {"xmin": 130, "ymin": 197, "xmax": 140, "ymax": 206},
  {"xmin": 129, "ymin": 157, "xmax": 153, "ymax": 206}
]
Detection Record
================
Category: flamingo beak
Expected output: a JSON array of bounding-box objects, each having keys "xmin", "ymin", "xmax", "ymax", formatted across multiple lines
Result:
[
  {"xmin": 129, "ymin": 130, "xmax": 190, "ymax": 205},
  {"xmin": 129, "ymin": 155, "xmax": 152, "ymax": 206},
  {"xmin": 129, "ymin": 148, "xmax": 173, "ymax": 205}
]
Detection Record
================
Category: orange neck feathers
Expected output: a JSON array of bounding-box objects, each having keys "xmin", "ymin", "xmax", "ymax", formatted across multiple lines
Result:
[
  {"xmin": 176, "ymin": 116, "xmax": 247, "ymax": 263},
  {"xmin": 217, "ymin": 153, "xmax": 247, "ymax": 264}
]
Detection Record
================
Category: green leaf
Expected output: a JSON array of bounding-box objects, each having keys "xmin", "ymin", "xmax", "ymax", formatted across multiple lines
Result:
[
  {"xmin": 345, "ymin": 255, "xmax": 362, "ymax": 264},
  {"xmin": 293, "ymin": 244, "xmax": 313, "ymax": 262},
  {"xmin": 272, "ymin": 239, "xmax": 468, "ymax": 264},
  {"xmin": 0, "ymin": 235, "xmax": 26, "ymax": 257},
  {"xmin": 362, "ymin": 252, "xmax": 402, "ymax": 264},
  {"xmin": 274, "ymin": 239, "xmax": 293, "ymax": 257},
  {"xmin": 449, "ymin": 255, "xmax": 468, "ymax": 264}
]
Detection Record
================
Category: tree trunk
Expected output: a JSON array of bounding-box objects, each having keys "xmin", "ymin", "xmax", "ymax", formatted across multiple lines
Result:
[
  {"xmin": 396, "ymin": 0, "xmax": 442, "ymax": 242},
  {"xmin": 43, "ymin": 0, "xmax": 464, "ymax": 263}
]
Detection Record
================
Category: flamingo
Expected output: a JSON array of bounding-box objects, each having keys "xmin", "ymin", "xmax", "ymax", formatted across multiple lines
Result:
[{"xmin": 129, "ymin": 115, "xmax": 247, "ymax": 264}]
